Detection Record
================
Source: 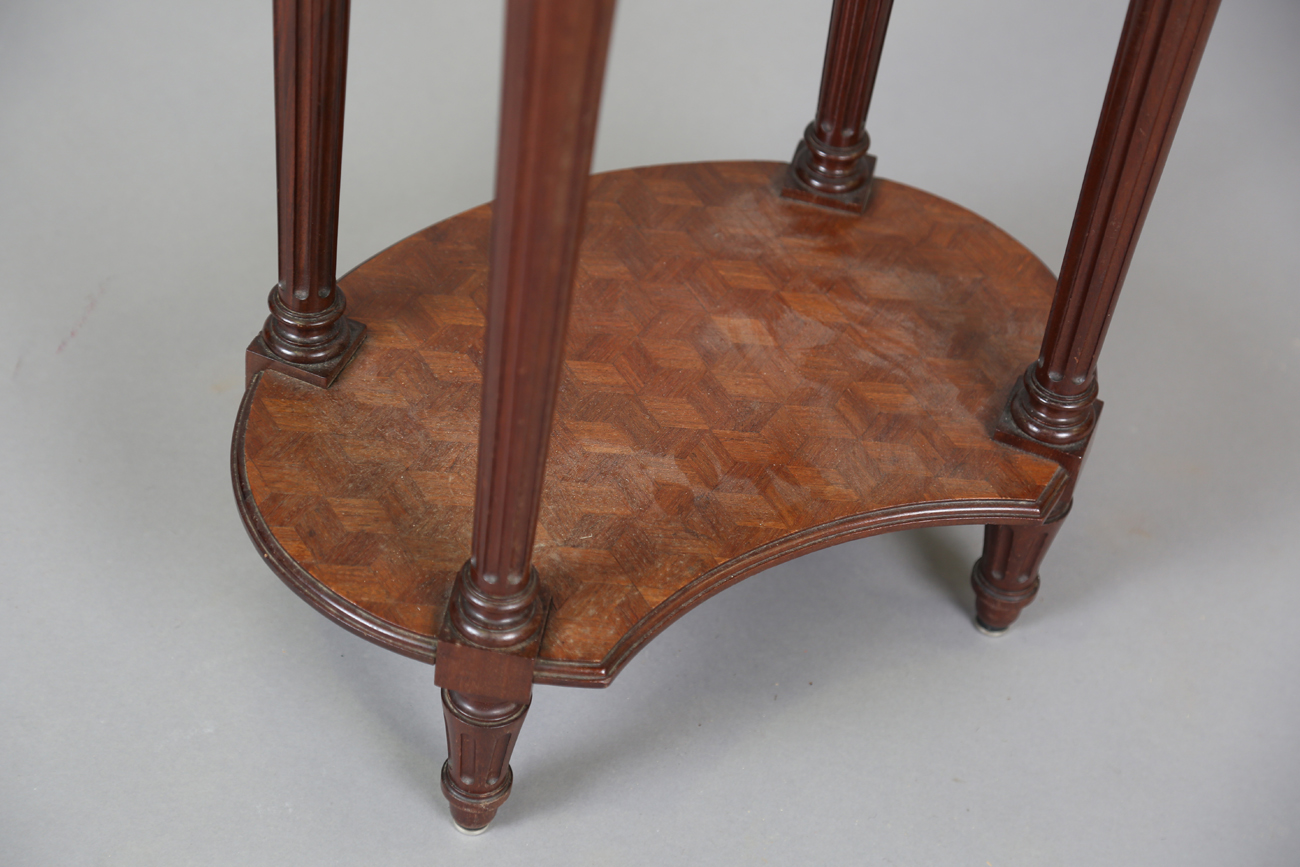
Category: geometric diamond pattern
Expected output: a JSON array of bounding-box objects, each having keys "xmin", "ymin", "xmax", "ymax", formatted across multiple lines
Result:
[{"xmin": 237, "ymin": 161, "xmax": 1062, "ymax": 686}]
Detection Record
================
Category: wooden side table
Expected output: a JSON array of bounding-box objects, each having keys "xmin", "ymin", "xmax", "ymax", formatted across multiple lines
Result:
[{"xmin": 232, "ymin": 0, "xmax": 1219, "ymax": 833}]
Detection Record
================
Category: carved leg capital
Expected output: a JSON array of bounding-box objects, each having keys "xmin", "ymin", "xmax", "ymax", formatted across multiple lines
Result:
[
  {"xmin": 1008, "ymin": 362, "xmax": 1099, "ymax": 448},
  {"xmin": 786, "ymin": 123, "xmax": 877, "ymax": 210},
  {"xmin": 246, "ymin": 287, "xmax": 366, "ymax": 388},
  {"xmin": 781, "ymin": 0, "xmax": 893, "ymax": 213}
]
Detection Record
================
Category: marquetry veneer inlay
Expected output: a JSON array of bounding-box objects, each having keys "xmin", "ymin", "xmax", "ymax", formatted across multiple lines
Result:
[{"xmin": 234, "ymin": 161, "xmax": 1064, "ymax": 686}]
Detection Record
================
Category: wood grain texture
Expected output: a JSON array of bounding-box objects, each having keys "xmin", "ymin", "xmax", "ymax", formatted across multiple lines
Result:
[{"xmin": 233, "ymin": 161, "xmax": 1066, "ymax": 687}]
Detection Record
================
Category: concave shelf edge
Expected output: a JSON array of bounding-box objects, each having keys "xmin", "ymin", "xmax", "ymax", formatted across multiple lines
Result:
[
  {"xmin": 234, "ymin": 372, "xmax": 1069, "ymax": 687},
  {"xmin": 233, "ymin": 160, "xmax": 1070, "ymax": 689},
  {"xmin": 232, "ymin": 374, "xmax": 441, "ymax": 663},
  {"xmin": 533, "ymin": 469, "xmax": 1067, "ymax": 687}
]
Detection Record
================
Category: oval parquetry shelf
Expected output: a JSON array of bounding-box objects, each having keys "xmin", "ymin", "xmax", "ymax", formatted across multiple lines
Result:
[{"xmin": 233, "ymin": 161, "xmax": 1065, "ymax": 687}]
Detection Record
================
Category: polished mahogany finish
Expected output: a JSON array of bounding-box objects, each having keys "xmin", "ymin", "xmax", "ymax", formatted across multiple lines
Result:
[
  {"xmin": 246, "ymin": 0, "xmax": 365, "ymax": 388},
  {"xmin": 1010, "ymin": 0, "xmax": 1220, "ymax": 449},
  {"xmin": 440, "ymin": 690, "xmax": 530, "ymax": 833},
  {"xmin": 972, "ymin": 502, "xmax": 1069, "ymax": 632},
  {"xmin": 233, "ymin": 0, "xmax": 1220, "ymax": 833},
  {"xmin": 974, "ymin": 0, "xmax": 1221, "ymax": 629},
  {"xmin": 432, "ymin": 0, "xmax": 617, "ymax": 828},
  {"xmin": 233, "ymin": 163, "xmax": 1066, "ymax": 684},
  {"xmin": 782, "ymin": 0, "xmax": 893, "ymax": 212}
]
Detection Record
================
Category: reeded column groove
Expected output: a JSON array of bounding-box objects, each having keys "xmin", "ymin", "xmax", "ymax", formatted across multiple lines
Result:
[
  {"xmin": 782, "ymin": 0, "xmax": 894, "ymax": 212},
  {"xmin": 980, "ymin": 0, "xmax": 1220, "ymax": 632},
  {"xmin": 247, "ymin": 0, "xmax": 365, "ymax": 388}
]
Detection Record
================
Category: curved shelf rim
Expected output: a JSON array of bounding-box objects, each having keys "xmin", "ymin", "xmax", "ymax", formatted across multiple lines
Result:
[
  {"xmin": 232, "ymin": 373, "xmax": 441, "ymax": 664},
  {"xmin": 233, "ymin": 160, "xmax": 1071, "ymax": 689},
  {"xmin": 233, "ymin": 371, "xmax": 1067, "ymax": 687}
]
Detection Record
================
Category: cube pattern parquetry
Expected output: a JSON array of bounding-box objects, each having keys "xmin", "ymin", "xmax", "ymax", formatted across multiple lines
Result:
[{"xmin": 239, "ymin": 162, "xmax": 1061, "ymax": 677}]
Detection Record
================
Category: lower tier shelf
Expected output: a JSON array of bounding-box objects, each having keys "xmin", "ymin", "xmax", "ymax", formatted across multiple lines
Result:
[{"xmin": 233, "ymin": 161, "xmax": 1065, "ymax": 687}]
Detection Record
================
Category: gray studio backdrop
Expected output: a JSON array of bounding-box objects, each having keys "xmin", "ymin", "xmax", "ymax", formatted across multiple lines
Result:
[{"xmin": 2, "ymin": 0, "xmax": 1297, "ymax": 864}]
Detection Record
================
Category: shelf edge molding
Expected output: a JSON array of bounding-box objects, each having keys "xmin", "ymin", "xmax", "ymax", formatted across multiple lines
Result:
[{"xmin": 233, "ymin": 371, "xmax": 1068, "ymax": 688}]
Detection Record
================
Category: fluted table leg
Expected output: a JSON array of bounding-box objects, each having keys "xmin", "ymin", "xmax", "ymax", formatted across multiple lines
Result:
[
  {"xmin": 246, "ymin": 0, "xmax": 365, "ymax": 389},
  {"xmin": 977, "ymin": 0, "xmax": 1221, "ymax": 631},
  {"xmin": 433, "ymin": 0, "xmax": 617, "ymax": 833}
]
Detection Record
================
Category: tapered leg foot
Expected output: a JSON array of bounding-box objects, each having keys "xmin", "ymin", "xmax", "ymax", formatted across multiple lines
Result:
[
  {"xmin": 440, "ymin": 689, "xmax": 530, "ymax": 833},
  {"xmin": 971, "ymin": 504, "xmax": 1069, "ymax": 632}
]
